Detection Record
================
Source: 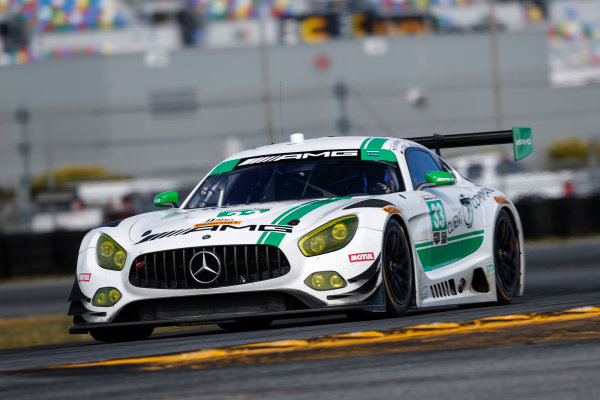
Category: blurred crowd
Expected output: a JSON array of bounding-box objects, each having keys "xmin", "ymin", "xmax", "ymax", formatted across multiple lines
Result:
[{"xmin": 0, "ymin": 0, "xmax": 548, "ymax": 64}]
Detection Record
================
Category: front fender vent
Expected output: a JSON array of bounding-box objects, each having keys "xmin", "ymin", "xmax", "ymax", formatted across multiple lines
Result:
[{"xmin": 430, "ymin": 279, "xmax": 457, "ymax": 298}]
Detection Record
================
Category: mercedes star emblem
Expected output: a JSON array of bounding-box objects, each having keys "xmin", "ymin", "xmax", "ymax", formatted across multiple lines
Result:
[{"xmin": 189, "ymin": 251, "xmax": 221, "ymax": 284}]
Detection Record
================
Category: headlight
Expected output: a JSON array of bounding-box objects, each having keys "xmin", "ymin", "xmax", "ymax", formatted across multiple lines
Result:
[
  {"xmin": 92, "ymin": 287, "xmax": 122, "ymax": 306},
  {"xmin": 298, "ymin": 215, "xmax": 358, "ymax": 256},
  {"xmin": 96, "ymin": 234, "xmax": 127, "ymax": 271},
  {"xmin": 304, "ymin": 272, "xmax": 347, "ymax": 291}
]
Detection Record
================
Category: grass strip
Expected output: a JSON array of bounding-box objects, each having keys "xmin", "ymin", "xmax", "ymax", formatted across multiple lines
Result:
[
  {"xmin": 0, "ymin": 315, "xmax": 90, "ymax": 349},
  {"xmin": 0, "ymin": 315, "xmax": 216, "ymax": 349}
]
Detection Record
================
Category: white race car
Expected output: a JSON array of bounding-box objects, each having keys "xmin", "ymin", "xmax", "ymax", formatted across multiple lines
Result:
[{"xmin": 69, "ymin": 128, "xmax": 533, "ymax": 342}]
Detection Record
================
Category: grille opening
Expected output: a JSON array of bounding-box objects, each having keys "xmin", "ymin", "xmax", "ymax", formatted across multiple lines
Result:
[
  {"xmin": 471, "ymin": 268, "xmax": 490, "ymax": 293},
  {"xmin": 129, "ymin": 245, "xmax": 290, "ymax": 289}
]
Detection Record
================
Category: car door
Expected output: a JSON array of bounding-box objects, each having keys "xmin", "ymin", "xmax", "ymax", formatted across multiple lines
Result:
[{"xmin": 405, "ymin": 147, "xmax": 484, "ymax": 272}]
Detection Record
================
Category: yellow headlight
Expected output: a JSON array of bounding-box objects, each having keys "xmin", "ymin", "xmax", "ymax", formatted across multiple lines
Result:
[
  {"xmin": 331, "ymin": 223, "xmax": 348, "ymax": 240},
  {"xmin": 92, "ymin": 287, "xmax": 122, "ymax": 307},
  {"xmin": 109, "ymin": 288, "xmax": 122, "ymax": 304},
  {"xmin": 113, "ymin": 251, "xmax": 126, "ymax": 268},
  {"xmin": 100, "ymin": 241, "xmax": 115, "ymax": 258},
  {"xmin": 310, "ymin": 235, "xmax": 326, "ymax": 253},
  {"xmin": 298, "ymin": 216, "xmax": 358, "ymax": 256},
  {"xmin": 329, "ymin": 274, "xmax": 345, "ymax": 288},
  {"xmin": 96, "ymin": 234, "xmax": 127, "ymax": 271},
  {"xmin": 95, "ymin": 291, "xmax": 107, "ymax": 305},
  {"xmin": 311, "ymin": 273, "xmax": 325, "ymax": 289},
  {"xmin": 305, "ymin": 272, "xmax": 347, "ymax": 291}
]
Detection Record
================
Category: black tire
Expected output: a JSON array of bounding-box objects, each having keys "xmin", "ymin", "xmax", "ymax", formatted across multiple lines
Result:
[
  {"xmin": 381, "ymin": 219, "xmax": 413, "ymax": 316},
  {"xmin": 90, "ymin": 326, "xmax": 154, "ymax": 343},
  {"xmin": 493, "ymin": 209, "xmax": 520, "ymax": 305},
  {"xmin": 218, "ymin": 318, "xmax": 272, "ymax": 331}
]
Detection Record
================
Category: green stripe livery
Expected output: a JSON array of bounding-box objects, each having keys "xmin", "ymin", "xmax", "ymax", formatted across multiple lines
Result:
[
  {"xmin": 416, "ymin": 230, "xmax": 485, "ymax": 272},
  {"xmin": 359, "ymin": 138, "xmax": 397, "ymax": 162},
  {"xmin": 258, "ymin": 198, "xmax": 351, "ymax": 247},
  {"xmin": 209, "ymin": 159, "xmax": 239, "ymax": 176}
]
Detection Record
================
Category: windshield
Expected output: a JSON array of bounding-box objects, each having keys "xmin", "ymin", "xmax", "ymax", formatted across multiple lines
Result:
[{"xmin": 185, "ymin": 159, "xmax": 405, "ymax": 209}]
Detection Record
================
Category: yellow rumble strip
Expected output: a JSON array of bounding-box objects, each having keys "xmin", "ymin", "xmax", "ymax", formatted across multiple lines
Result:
[{"xmin": 48, "ymin": 306, "xmax": 600, "ymax": 371}]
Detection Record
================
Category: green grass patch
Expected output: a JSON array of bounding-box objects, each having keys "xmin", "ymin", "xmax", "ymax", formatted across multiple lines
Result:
[
  {"xmin": 0, "ymin": 315, "xmax": 216, "ymax": 349},
  {"xmin": 0, "ymin": 315, "xmax": 90, "ymax": 349}
]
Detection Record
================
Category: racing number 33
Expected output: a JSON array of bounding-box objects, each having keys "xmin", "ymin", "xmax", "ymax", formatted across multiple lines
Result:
[{"xmin": 428, "ymin": 200, "xmax": 447, "ymax": 232}]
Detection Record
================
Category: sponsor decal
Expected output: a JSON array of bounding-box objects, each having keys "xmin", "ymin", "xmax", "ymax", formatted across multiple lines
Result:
[
  {"xmin": 194, "ymin": 219, "xmax": 241, "ymax": 227},
  {"xmin": 137, "ymin": 224, "xmax": 293, "ymax": 244},
  {"xmin": 348, "ymin": 252, "xmax": 375, "ymax": 262},
  {"xmin": 471, "ymin": 187, "xmax": 494, "ymax": 209},
  {"xmin": 433, "ymin": 231, "xmax": 447, "ymax": 246},
  {"xmin": 217, "ymin": 208, "xmax": 270, "ymax": 217},
  {"xmin": 237, "ymin": 150, "xmax": 359, "ymax": 167},
  {"xmin": 366, "ymin": 150, "xmax": 379, "ymax": 157},
  {"xmin": 78, "ymin": 273, "xmax": 91, "ymax": 282},
  {"xmin": 420, "ymin": 194, "xmax": 438, "ymax": 201},
  {"xmin": 447, "ymin": 199, "xmax": 474, "ymax": 235},
  {"xmin": 382, "ymin": 205, "xmax": 401, "ymax": 214},
  {"xmin": 494, "ymin": 196, "xmax": 510, "ymax": 205},
  {"xmin": 391, "ymin": 140, "xmax": 401, "ymax": 151},
  {"xmin": 136, "ymin": 262, "xmax": 145, "ymax": 269},
  {"xmin": 515, "ymin": 138, "xmax": 532, "ymax": 146},
  {"xmin": 485, "ymin": 264, "xmax": 495, "ymax": 274}
]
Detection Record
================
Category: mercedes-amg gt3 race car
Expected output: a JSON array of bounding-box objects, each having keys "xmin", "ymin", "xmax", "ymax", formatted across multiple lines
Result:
[{"xmin": 69, "ymin": 128, "xmax": 533, "ymax": 342}]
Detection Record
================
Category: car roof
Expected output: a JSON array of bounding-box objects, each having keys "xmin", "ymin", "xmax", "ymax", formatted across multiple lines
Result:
[{"xmin": 224, "ymin": 136, "xmax": 422, "ymax": 161}]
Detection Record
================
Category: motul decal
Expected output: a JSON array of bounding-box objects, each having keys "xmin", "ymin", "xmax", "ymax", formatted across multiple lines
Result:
[
  {"xmin": 348, "ymin": 252, "xmax": 375, "ymax": 262},
  {"xmin": 78, "ymin": 273, "xmax": 91, "ymax": 282}
]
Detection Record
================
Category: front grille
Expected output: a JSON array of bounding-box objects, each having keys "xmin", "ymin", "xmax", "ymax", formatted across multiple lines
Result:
[{"xmin": 128, "ymin": 245, "xmax": 291, "ymax": 289}]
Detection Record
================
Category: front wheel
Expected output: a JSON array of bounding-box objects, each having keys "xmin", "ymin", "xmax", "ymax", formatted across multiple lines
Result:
[
  {"xmin": 90, "ymin": 326, "xmax": 154, "ymax": 343},
  {"xmin": 381, "ymin": 219, "xmax": 413, "ymax": 316},
  {"xmin": 493, "ymin": 209, "xmax": 520, "ymax": 304}
]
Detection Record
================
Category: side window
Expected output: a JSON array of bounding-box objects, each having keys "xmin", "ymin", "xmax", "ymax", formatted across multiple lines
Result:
[{"xmin": 405, "ymin": 147, "xmax": 446, "ymax": 189}]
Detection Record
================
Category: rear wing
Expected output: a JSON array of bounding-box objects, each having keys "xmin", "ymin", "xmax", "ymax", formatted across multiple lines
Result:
[{"xmin": 407, "ymin": 127, "xmax": 533, "ymax": 161}]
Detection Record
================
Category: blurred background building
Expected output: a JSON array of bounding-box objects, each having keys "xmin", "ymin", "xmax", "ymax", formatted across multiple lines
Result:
[{"xmin": 0, "ymin": 0, "xmax": 599, "ymax": 235}]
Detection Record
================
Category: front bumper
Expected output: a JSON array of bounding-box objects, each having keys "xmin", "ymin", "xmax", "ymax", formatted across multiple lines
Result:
[
  {"xmin": 70, "ymin": 225, "xmax": 385, "ymax": 332},
  {"xmin": 69, "ymin": 284, "xmax": 384, "ymax": 334}
]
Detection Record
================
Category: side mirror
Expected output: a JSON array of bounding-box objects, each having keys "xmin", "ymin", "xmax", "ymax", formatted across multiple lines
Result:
[
  {"xmin": 425, "ymin": 171, "xmax": 455, "ymax": 186},
  {"xmin": 154, "ymin": 191, "xmax": 180, "ymax": 208},
  {"xmin": 416, "ymin": 171, "xmax": 456, "ymax": 191}
]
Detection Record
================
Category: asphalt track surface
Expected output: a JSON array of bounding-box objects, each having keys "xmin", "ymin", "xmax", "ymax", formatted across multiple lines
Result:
[{"xmin": 1, "ymin": 237, "xmax": 600, "ymax": 399}]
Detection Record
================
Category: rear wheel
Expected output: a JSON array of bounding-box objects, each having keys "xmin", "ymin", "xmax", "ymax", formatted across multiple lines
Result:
[
  {"xmin": 90, "ymin": 326, "xmax": 154, "ymax": 343},
  {"xmin": 381, "ymin": 219, "xmax": 413, "ymax": 316},
  {"xmin": 494, "ymin": 209, "xmax": 520, "ymax": 304}
]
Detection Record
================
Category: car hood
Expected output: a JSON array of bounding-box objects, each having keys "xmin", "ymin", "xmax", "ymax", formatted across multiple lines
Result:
[{"xmin": 128, "ymin": 197, "xmax": 363, "ymax": 248}]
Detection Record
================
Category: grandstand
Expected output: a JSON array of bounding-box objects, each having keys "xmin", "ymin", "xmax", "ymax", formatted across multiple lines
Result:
[{"xmin": 1, "ymin": 0, "xmax": 546, "ymax": 65}]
